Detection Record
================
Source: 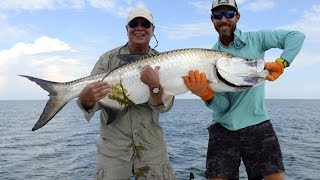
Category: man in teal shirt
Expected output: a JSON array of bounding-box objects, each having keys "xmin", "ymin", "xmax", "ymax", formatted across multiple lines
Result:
[{"xmin": 183, "ymin": 0, "xmax": 305, "ymax": 179}]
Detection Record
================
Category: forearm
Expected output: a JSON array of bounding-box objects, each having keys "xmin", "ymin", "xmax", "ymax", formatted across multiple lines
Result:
[
  {"xmin": 149, "ymin": 89, "xmax": 174, "ymax": 112},
  {"xmin": 281, "ymin": 31, "xmax": 305, "ymax": 64},
  {"xmin": 206, "ymin": 93, "xmax": 230, "ymax": 112},
  {"xmin": 262, "ymin": 30, "xmax": 305, "ymax": 64}
]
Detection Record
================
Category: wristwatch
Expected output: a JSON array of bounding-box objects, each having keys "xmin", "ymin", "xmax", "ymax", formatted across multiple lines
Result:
[
  {"xmin": 150, "ymin": 86, "xmax": 161, "ymax": 94},
  {"xmin": 275, "ymin": 58, "xmax": 289, "ymax": 68}
]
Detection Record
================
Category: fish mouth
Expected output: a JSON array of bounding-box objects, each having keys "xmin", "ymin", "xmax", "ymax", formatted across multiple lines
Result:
[{"xmin": 216, "ymin": 68, "xmax": 252, "ymax": 88}]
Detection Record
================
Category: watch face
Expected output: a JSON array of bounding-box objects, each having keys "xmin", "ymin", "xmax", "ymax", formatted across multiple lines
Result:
[{"xmin": 152, "ymin": 87, "xmax": 160, "ymax": 93}]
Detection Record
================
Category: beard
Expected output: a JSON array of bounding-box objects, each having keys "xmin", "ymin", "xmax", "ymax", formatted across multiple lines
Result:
[{"xmin": 215, "ymin": 23, "xmax": 236, "ymax": 42}]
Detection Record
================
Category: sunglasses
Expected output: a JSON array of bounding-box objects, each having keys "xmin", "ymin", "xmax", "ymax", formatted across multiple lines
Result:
[
  {"xmin": 128, "ymin": 20, "xmax": 152, "ymax": 29},
  {"xmin": 211, "ymin": 10, "xmax": 237, "ymax": 20}
]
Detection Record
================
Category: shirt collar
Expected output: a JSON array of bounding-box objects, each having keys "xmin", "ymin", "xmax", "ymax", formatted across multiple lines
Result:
[{"xmin": 233, "ymin": 29, "xmax": 246, "ymax": 48}]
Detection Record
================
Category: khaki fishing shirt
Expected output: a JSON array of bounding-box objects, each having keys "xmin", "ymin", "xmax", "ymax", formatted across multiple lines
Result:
[{"xmin": 77, "ymin": 44, "xmax": 174, "ymax": 161}]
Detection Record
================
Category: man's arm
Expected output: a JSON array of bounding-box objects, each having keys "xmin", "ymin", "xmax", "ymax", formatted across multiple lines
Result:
[{"xmin": 262, "ymin": 30, "xmax": 305, "ymax": 81}]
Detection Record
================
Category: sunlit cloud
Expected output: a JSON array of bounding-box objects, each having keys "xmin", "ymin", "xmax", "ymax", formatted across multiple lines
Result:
[
  {"xmin": 188, "ymin": 1, "xmax": 211, "ymax": 13},
  {"xmin": 0, "ymin": 13, "xmax": 34, "ymax": 45},
  {"xmin": 27, "ymin": 56, "xmax": 89, "ymax": 81},
  {"xmin": 277, "ymin": 4, "xmax": 320, "ymax": 67},
  {"xmin": 242, "ymin": 0, "xmax": 275, "ymax": 12},
  {"xmin": 188, "ymin": 0, "xmax": 261, "ymax": 13},
  {"xmin": 279, "ymin": 5, "xmax": 320, "ymax": 42},
  {"xmin": 0, "ymin": 0, "xmax": 145, "ymax": 17},
  {"xmin": 88, "ymin": 0, "xmax": 115, "ymax": 10},
  {"xmin": 0, "ymin": 36, "xmax": 73, "ymax": 60},
  {"xmin": 88, "ymin": 0, "xmax": 146, "ymax": 18},
  {"xmin": 0, "ymin": 36, "xmax": 90, "ymax": 92},
  {"xmin": 162, "ymin": 21, "xmax": 214, "ymax": 40},
  {"xmin": 0, "ymin": 0, "xmax": 147, "ymax": 45},
  {"xmin": 0, "ymin": 0, "xmax": 86, "ymax": 10}
]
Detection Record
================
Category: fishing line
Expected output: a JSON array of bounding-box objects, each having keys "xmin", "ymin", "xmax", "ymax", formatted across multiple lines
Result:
[{"xmin": 152, "ymin": 34, "xmax": 158, "ymax": 49}]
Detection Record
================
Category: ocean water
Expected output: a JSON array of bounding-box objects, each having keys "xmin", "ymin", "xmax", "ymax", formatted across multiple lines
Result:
[{"xmin": 0, "ymin": 99, "xmax": 319, "ymax": 180}]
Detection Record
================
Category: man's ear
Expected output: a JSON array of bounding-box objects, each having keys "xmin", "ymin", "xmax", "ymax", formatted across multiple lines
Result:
[
  {"xmin": 236, "ymin": 13, "xmax": 240, "ymax": 22},
  {"xmin": 126, "ymin": 25, "xmax": 129, "ymax": 36}
]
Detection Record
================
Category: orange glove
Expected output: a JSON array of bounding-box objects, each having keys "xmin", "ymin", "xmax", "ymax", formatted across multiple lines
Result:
[
  {"xmin": 264, "ymin": 60, "xmax": 285, "ymax": 81},
  {"xmin": 183, "ymin": 70, "xmax": 214, "ymax": 101}
]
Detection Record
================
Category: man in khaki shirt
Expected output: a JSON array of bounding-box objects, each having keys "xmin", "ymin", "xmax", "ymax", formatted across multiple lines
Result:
[{"xmin": 77, "ymin": 6, "xmax": 176, "ymax": 180}]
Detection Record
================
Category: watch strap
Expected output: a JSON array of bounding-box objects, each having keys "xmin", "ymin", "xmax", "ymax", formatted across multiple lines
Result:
[{"xmin": 275, "ymin": 58, "xmax": 289, "ymax": 68}]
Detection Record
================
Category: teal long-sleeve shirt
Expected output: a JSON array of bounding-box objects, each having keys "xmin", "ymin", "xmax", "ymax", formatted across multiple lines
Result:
[{"xmin": 207, "ymin": 29, "xmax": 305, "ymax": 131}]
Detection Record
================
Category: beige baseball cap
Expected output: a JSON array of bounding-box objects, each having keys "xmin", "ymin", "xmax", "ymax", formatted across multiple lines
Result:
[
  {"xmin": 127, "ymin": 6, "xmax": 154, "ymax": 24},
  {"xmin": 211, "ymin": 0, "xmax": 238, "ymax": 11}
]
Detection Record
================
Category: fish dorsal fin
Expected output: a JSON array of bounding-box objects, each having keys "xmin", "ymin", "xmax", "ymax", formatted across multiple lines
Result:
[{"xmin": 117, "ymin": 54, "xmax": 146, "ymax": 64}]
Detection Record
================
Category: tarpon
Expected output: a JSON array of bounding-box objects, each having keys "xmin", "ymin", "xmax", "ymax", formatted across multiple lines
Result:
[{"xmin": 20, "ymin": 48, "xmax": 269, "ymax": 131}]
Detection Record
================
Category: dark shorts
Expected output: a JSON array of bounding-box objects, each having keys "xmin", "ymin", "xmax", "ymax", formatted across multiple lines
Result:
[{"xmin": 205, "ymin": 120, "xmax": 284, "ymax": 180}]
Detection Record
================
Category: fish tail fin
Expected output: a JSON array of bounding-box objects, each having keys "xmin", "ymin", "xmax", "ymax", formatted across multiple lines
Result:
[{"xmin": 19, "ymin": 75, "xmax": 72, "ymax": 131}]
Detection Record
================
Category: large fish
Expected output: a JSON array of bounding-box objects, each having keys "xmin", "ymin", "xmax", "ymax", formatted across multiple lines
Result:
[{"xmin": 20, "ymin": 48, "xmax": 269, "ymax": 131}]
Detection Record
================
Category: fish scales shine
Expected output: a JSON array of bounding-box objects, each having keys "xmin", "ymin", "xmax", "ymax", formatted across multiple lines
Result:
[
  {"xmin": 102, "ymin": 49, "xmax": 228, "ymax": 105},
  {"xmin": 20, "ymin": 48, "xmax": 268, "ymax": 131}
]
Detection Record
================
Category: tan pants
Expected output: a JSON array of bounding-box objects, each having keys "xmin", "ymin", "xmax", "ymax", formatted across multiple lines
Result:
[{"xmin": 93, "ymin": 151, "xmax": 176, "ymax": 180}]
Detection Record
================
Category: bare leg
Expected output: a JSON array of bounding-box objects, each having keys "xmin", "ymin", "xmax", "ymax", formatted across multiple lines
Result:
[{"xmin": 264, "ymin": 172, "xmax": 284, "ymax": 180}]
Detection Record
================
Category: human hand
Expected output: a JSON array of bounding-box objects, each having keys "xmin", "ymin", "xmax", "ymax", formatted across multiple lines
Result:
[
  {"xmin": 140, "ymin": 65, "xmax": 161, "ymax": 89},
  {"xmin": 183, "ymin": 70, "xmax": 214, "ymax": 101},
  {"xmin": 264, "ymin": 60, "xmax": 285, "ymax": 81},
  {"xmin": 79, "ymin": 81, "xmax": 109, "ymax": 110}
]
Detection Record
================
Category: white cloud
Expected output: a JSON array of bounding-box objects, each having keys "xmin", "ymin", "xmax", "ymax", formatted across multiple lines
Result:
[
  {"xmin": 242, "ymin": 0, "xmax": 275, "ymax": 12},
  {"xmin": 0, "ymin": 36, "xmax": 90, "ymax": 93},
  {"xmin": 88, "ymin": 0, "xmax": 115, "ymax": 10},
  {"xmin": 279, "ymin": 5, "xmax": 320, "ymax": 42},
  {"xmin": 290, "ymin": 51, "xmax": 320, "ymax": 70},
  {"xmin": 27, "ymin": 56, "xmax": 90, "ymax": 81},
  {"xmin": 0, "ymin": 36, "xmax": 73, "ymax": 60},
  {"xmin": 0, "ymin": 1, "xmax": 86, "ymax": 45},
  {"xmin": 187, "ymin": 0, "xmax": 252, "ymax": 13},
  {"xmin": 0, "ymin": 0, "xmax": 54, "ymax": 10},
  {"xmin": 162, "ymin": 21, "xmax": 214, "ymax": 40},
  {"xmin": 277, "ymin": 4, "xmax": 320, "ymax": 68},
  {"xmin": 87, "ymin": 0, "xmax": 146, "ymax": 18},
  {"xmin": 0, "ymin": 75, "xmax": 7, "ymax": 89},
  {"xmin": 0, "ymin": 0, "xmax": 146, "ymax": 46},
  {"xmin": 0, "ymin": 0, "xmax": 86, "ymax": 10},
  {"xmin": 0, "ymin": 13, "xmax": 34, "ymax": 45},
  {"xmin": 0, "ymin": 0, "xmax": 145, "ymax": 18},
  {"xmin": 188, "ymin": 1, "xmax": 210, "ymax": 13}
]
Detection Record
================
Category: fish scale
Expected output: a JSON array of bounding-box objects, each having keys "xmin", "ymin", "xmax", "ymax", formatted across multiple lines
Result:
[{"xmin": 20, "ymin": 48, "xmax": 269, "ymax": 131}]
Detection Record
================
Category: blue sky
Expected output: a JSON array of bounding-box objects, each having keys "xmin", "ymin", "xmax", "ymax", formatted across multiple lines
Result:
[{"xmin": 0, "ymin": 0, "xmax": 319, "ymax": 100}]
